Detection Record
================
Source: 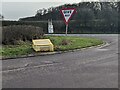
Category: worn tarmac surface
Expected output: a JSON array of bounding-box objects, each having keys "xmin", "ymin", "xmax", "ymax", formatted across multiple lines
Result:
[{"xmin": 2, "ymin": 34, "xmax": 118, "ymax": 88}]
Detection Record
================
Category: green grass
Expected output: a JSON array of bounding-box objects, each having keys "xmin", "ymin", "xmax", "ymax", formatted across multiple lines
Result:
[
  {"xmin": 1, "ymin": 35, "xmax": 103, "ymax": 58},
  {"xmin": 45, "ymin": 35, "xmax": 103, "ymax": 51},
  {"xmin": 1, "ymin": 42, "xmax": 33, "ymax": 58}
]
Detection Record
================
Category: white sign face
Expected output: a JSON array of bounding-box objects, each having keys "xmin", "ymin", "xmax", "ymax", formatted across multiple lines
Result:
[
  {"xmin": 48, "ymin": 20, "xmax": 54, "ymax": 33},
  {"xmin": 48, "ymin": 25, "xmax": 53, "ymax": 33},
  {"xmin": 62, "ymin": 10, "xmax": 74, "ymax": 23},
  {"xmin": 61, "ymin": 8, "xmax": 76, "ymax": 24}
]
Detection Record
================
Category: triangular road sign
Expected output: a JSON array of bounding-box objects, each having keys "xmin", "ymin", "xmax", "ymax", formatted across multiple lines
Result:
[{"xmin": 60, "ymin": 8, "xmax": 76, "ymax": 25}]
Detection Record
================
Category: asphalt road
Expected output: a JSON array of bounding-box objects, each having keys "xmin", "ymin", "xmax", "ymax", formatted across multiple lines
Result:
[{"xmin": 2, "ymin": 34, "xmax": 118, "ymax": 88}]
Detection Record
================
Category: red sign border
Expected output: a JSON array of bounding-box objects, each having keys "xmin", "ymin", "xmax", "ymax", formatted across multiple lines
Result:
[{"xmin": 60, "ymin": 8, "xmax": 76, "ymax": 25}]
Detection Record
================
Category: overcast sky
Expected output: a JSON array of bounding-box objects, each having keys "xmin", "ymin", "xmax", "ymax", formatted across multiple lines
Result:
[
  {"xmin": 2, "ymin": 2, "xmax": 67, "ymax": 20},
  {"xmin": 1, "ymin": 0, "xmax": 84, "ymax": 20},
  {"xmin": 1, "ymin": 0, "xmax": 118, "ymax": 20}
]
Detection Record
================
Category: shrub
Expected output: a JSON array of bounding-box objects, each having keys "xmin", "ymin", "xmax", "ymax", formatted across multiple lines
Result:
[
  {"xmin": 61, "ymin": 39, "xmax": 72, "ymax": 45},
  {"xmin": 2, "ymin": 25, "xmax": 44, "ymax": 45}
]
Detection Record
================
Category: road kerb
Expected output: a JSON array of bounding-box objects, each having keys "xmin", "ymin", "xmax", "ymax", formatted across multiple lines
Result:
[{"xmin": 1, "ymin": 42, "xmax": 107, "ymax": 60}]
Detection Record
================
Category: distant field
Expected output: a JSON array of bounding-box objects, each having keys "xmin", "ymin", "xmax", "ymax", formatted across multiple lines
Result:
[{"xmin": 1, "ymin": 35, "xmax": 103, "ymax": 58}]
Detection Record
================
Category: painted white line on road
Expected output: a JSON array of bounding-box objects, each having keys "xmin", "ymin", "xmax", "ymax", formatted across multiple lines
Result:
[
  {"xmin": 97, "ymin": 49, "xmax": 109, "ymax": 51},
  {"xmin": 2, "ymin": 63, "xmax": 60, "ymax": 73},
  {"xmin": 82, "ymin": 53, "xmax": 117, "ymax": 65},
  {"xmin": 98, "ymin": 42, "xmax": 110, "ymax": 49}
]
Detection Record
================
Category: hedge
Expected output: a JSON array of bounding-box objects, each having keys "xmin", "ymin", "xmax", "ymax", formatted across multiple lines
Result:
[
  {"xmin": 2, "ymin": 25, "xmax": 44, "ymax": 45},
  {"xmin": 2, "ymin": 21, "xmax": 119, "ymax": 34}
]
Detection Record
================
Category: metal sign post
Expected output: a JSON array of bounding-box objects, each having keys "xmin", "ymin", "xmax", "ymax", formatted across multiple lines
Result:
[
  {"xmin": 66, "ymin": 24, "xmax": 68, "ymax": 36},
  {"xmin": 60, "ymin": 8, "xmax": 76, "ymax": 36}
]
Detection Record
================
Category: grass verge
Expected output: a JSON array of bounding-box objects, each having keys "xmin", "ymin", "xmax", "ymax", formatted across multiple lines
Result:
[{"xmin": 1, "ymin": 35, "xmax": 103, "ymax": 58}]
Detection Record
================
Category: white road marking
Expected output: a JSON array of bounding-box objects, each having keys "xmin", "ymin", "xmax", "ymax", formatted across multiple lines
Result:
[{"xmin": 2, "ymin": 63, "xmax": 60, "ymax": 73}]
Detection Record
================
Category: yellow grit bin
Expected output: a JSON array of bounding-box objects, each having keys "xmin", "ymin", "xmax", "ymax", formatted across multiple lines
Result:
[{"xmin": 32, "ymin": 39, "xmax": 54, "ymax": 52}]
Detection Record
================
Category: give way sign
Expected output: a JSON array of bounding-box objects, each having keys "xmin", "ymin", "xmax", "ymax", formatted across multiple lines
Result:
[{"xmin": 60, "ymin": 8, "xmax": 76, "ymax": 25}]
